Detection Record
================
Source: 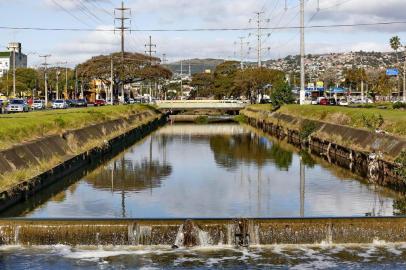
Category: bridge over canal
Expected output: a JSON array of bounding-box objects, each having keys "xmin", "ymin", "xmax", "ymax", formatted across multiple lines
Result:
[{"xmin": 155, "ymin": 100, "xmax": 247, "ymax": 112}]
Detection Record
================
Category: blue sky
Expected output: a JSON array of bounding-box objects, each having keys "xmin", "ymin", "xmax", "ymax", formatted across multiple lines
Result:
[{"xmin": 0, "ymin": 0, "xmax": 405, "ymax": 67}]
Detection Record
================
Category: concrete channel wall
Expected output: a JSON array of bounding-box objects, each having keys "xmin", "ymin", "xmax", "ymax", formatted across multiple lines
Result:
[
  {"xmin": 242, "ymin": 108, "xmax": 405, "ymax": 189},
  {"xmin": 0, "ymin": 111, "xmax": 167, "ymax": 213},
  {"xmin": 1, "ymin": 217, "xmax": 406, "ymax": 246}
]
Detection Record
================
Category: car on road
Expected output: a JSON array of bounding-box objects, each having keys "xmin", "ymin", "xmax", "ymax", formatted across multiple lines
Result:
[
  {"xmin": 52, "ymin": 99, "xmax": 68, "ymax": 109},
  {"xmin": 5, "ymin": 99, "xmax": 30, "ymax": 113},
  {"xmin": 338, "ymin": 98, "xmax": 349, "ymax": 106},
  {"xmin": 127, "ymin": 98, "xmax": 135, "ymax": 104},
  {"xmin": 328, "ymin": 98, "xmax": 337, "ymax": 105},
  {"xmin": 75, "ymin": 99, "xmax": 88, "ymax": 107},
  {"xmin": 94, "ymin": 99, "xmax": 106, "ymax": 106},
  {"xmin": 32, "ymin": 99, "xmax": 46, "ymax": 110},
  {"xmin": 319, "ymin": 98, "xmax": 329, "ymax": 105}
]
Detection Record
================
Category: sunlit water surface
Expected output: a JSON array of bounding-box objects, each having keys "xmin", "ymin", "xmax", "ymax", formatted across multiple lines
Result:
[{"xmin": 1, "ymin": 124, "xmax": 405, "ymax": 269}]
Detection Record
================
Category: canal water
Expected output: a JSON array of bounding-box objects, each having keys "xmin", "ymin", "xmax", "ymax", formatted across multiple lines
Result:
[
  {"xmin": 4, "ymin": 123, "xmax": 400, "ymax": 218},
  {"xmin": 1, "ymin": 123, "xmax": 405, "ymax": 269}
]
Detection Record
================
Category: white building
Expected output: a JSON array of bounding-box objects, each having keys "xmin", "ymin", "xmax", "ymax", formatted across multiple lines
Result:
[{"xmin": 0, "ymin": 42, "xmax": 27, "ymax": 77}]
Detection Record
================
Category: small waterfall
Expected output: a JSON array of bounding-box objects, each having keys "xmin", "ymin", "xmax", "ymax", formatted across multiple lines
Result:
[
  {"xmin": 14, "ymin": 225, "xmax": 20, "ymax": 245},
  {"xmin": 197, "ymin": 228, "xmax": 211, "ymax": 246},
  {"xmin": 135, "ymin": 225, "xmax": 152, "ymax": 245},
  {"xmin": 174, "ymin": 225, "xmax": 184, "ymax": 247},
  {"xmin": 226, "ymin": 223, "xmax": 235, "ymax": 246}
]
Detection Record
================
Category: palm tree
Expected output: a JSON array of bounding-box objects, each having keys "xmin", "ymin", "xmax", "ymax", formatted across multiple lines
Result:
[{"xmin": 390, "ymin": 36, "xmax": 402, "ymax": 99}]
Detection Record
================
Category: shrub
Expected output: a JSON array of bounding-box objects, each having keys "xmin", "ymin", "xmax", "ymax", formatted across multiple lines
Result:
[
  {"xmin": 393, "ymin": 102, "xmax": 406, "ymax": 110},
  {"xmin": 395, "ymin": 151, "xmax": 406, "ymax": 183},
  {"xmin": 361, "ymin": 113, "xmax": 384, "ymax": 130},
  {"xmin": 299, "ymin": 120, "xmax": 317, "ymax": 140}
]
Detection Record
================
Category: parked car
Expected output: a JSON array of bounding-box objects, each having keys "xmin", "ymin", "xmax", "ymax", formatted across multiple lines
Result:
[
  {"xmin": 319, "ymin": 98, "xmax": 329, "ymax": 105},
  {"xmin": 94, "ymin": 99, "xmax": 106, "ymax": 106},
  {"xmin": 75, "ymin": 99, "xmax": 88, "ymax": 107},
  {"xmin": 5, "ymin": 99, "xmax": 30, "ymax": 113},
  {"xmin": 311, "ymin": 98, "xmax": 318, "ymax": 105},
  {"xmin": 32, "ymin": 99, "xmax": 46, "ymax": 110},
  {"xmin": 328, "ymin": 98, "xmax": 337, "ymax": 105},
  {"xmin": 66, "ymin": 99, "xmax": 76, "ymax": 107},
  {"xmin": 52, "ymin": 99, "xmax": 68, "ymax": 109},
  {"xmin": 338, "ymin": 98, "xmax": 349, "ymax": 106},
  {"xmin": 128, "ymin": 98, "xmax": 135, "ymax": 104}
]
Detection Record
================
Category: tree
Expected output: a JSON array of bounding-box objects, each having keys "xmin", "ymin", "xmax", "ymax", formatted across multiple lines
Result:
[
  {"xmin": 0, "ymin": 68, "xmax": 38, "ymax": 97},
  {"xmin": 191, "ymin": 72, "xmax": 214, "ymax": 97},
  {"xmin": 76, "ymin": 52, "xmax": 172, "ymax": 88},
  {"xmin": 271, "ymin": 82, "xmax": 294, "ymax": 106},
  {"xmin": 390, "ymin": 36, "xmax": 401, "ymax": 53},
  {"xmin": 212, "ymin": 61, "xmax": 239, "ymax": 99},
  {"xmin": 234, "ymin": 67, "xmax": 286, "ymax": 102}
]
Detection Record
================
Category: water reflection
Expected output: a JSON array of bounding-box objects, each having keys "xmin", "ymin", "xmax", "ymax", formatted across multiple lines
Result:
[
  {"xmin": 16, "ymin": 124, "xmax": 400, "ymax": 218},
  {"xmin": 86, "ymin": 159, "xmax": 172, "ymax": 192},
  {"xmin": 209, "ymin": 134, "xmax": 293, "ymax": 170}
]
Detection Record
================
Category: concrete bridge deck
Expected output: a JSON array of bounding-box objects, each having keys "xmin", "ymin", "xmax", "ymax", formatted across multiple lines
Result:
[{"xmin": 156, "ymin": 100, "xmax": 247, "ymax": 110}]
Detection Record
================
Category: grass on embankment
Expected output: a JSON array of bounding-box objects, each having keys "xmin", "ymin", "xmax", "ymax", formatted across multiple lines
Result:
[
  {"xmin": 0, "ymin": 106, "xmax": 160, "ymax": 193},
  {"xmin": 247, "ymin": 104, "xmax": 406, "ymax": 137},
  {"xmin": 0, "ymin": 104, "xmax": 153, "ymax": 151}
]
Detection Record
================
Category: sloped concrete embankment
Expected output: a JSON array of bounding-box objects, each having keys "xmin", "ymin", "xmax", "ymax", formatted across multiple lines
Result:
[
  {"xmin": 0, "ymin": 111, "xmax": 167, "ymax": 212},
  {"xmin": 242, "ymin": 108, "xmax": 406, "ymax": 189},
  {"xmin": 1, "ymin": 217, "xmax": 406, "ymax": 246}
]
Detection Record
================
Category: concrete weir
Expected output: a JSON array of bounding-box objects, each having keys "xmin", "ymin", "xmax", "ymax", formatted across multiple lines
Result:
[{"xmin": 1, "ymin": 217, "xmax": 406, "ymax": 246}]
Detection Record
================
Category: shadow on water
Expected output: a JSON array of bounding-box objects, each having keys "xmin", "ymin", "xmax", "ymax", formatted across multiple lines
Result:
[{"xmin": 209, "ymin": 133, "xmax": 293, "ymax": 171}]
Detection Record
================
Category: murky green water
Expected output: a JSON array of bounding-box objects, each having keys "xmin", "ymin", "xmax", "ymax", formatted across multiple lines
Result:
[{"xmin": 4, "ymin": 123, "xmax": 400, "ymax": 218}]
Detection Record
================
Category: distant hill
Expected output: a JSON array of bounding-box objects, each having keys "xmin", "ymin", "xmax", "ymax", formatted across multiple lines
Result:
[{"xmin": 165, "ymin": 58, "xmax": 225, "ymax": 75}]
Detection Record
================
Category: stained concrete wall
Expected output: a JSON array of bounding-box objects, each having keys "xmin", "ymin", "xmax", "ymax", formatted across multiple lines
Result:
[
  {"xmin": 242, "ymin": 108, "xmax": 405, "ymax": 189},
  {"xmin": 0, "ymin": 110, "xmax": 167, "ymax": 212}
]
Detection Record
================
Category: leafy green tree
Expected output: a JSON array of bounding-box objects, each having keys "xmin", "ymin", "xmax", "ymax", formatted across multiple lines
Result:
[
  {"xmin": 0, "ymin": 68, "xmax": 39, "ymax": 97},
  {"xmin": 270, "ymin": 82, "xmax": 294, "ymax": 106},
  {"xmin": 190, "ymin": 72, "xmax": 214, "ymax": 97},
  {"xmin": 212, "ymin": 61, "xmax": 239, "ymax": 99}
]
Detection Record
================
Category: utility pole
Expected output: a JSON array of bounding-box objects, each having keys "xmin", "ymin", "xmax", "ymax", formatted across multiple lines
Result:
[
  {"xmin": 299, "ymin": 0, "xmax": 306, "ymax": 105},
  {"xmin": 7, "ymin": 43, "xmax": 18, "ymax": 97},
  {"xmin": 144, "ymin": 35, "xmax": 156, "ymax": 65},
  {"xmin": 360, "ymin": 52, "xmax": 364, "ymax": 103},
  {"xmin": 57, "ymin": 61, "xmax": 68, "ymax": 99},
  {"xmin": 403, "ymin": 48, "xmax": 406, "ymax": 102},
  {"xmin": 56, "ymin": 69, "xmax": 60, "ymax": 100},
  {"xmin": 115, "ymin": 1, "xmax": 131, "ymax": 103},
  {"xmin": 110, "ymin": 56, "xmax": 114, "ymax": 105},
  {"xmin": 39, "ymin": 54, "xmax": 51, "ymax": 106},
  {"xmin": 74, "ymin": 68, "xmax": 78, "ymax": 99}
]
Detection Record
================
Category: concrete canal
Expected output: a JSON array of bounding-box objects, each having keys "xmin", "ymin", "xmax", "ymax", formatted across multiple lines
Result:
[
  {"xmin": 1, "ymin": 123, "xmax": 406, "ymax": 269},
  {"xmin": 1, "ymin": 124, "xmax": 400, "ymax": 218}
]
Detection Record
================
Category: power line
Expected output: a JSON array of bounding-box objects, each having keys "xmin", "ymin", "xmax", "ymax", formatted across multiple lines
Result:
[
  {"xmin": 51, "ymin": 0, "xmax": 92, "ymax": 27},
  {"xmin": 76, "ymin": 0, "xmax": 105, "ymax": 24},
  {"xmin": 0, "ymin": 20, "xmax": 406, "ymax": 32}
]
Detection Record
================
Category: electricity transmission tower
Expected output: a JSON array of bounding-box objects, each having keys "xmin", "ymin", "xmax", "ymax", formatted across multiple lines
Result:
[
  {"xmin": 249, "ymin": 11, "xmax": 270, "ymax": 68},
  {"xmin": 145, "ymin": 35, "xmax": 156, "ymax": 65},
  {"xmin": 238, "ymin": 37, "xmax": 249, "ymax": 70}
]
